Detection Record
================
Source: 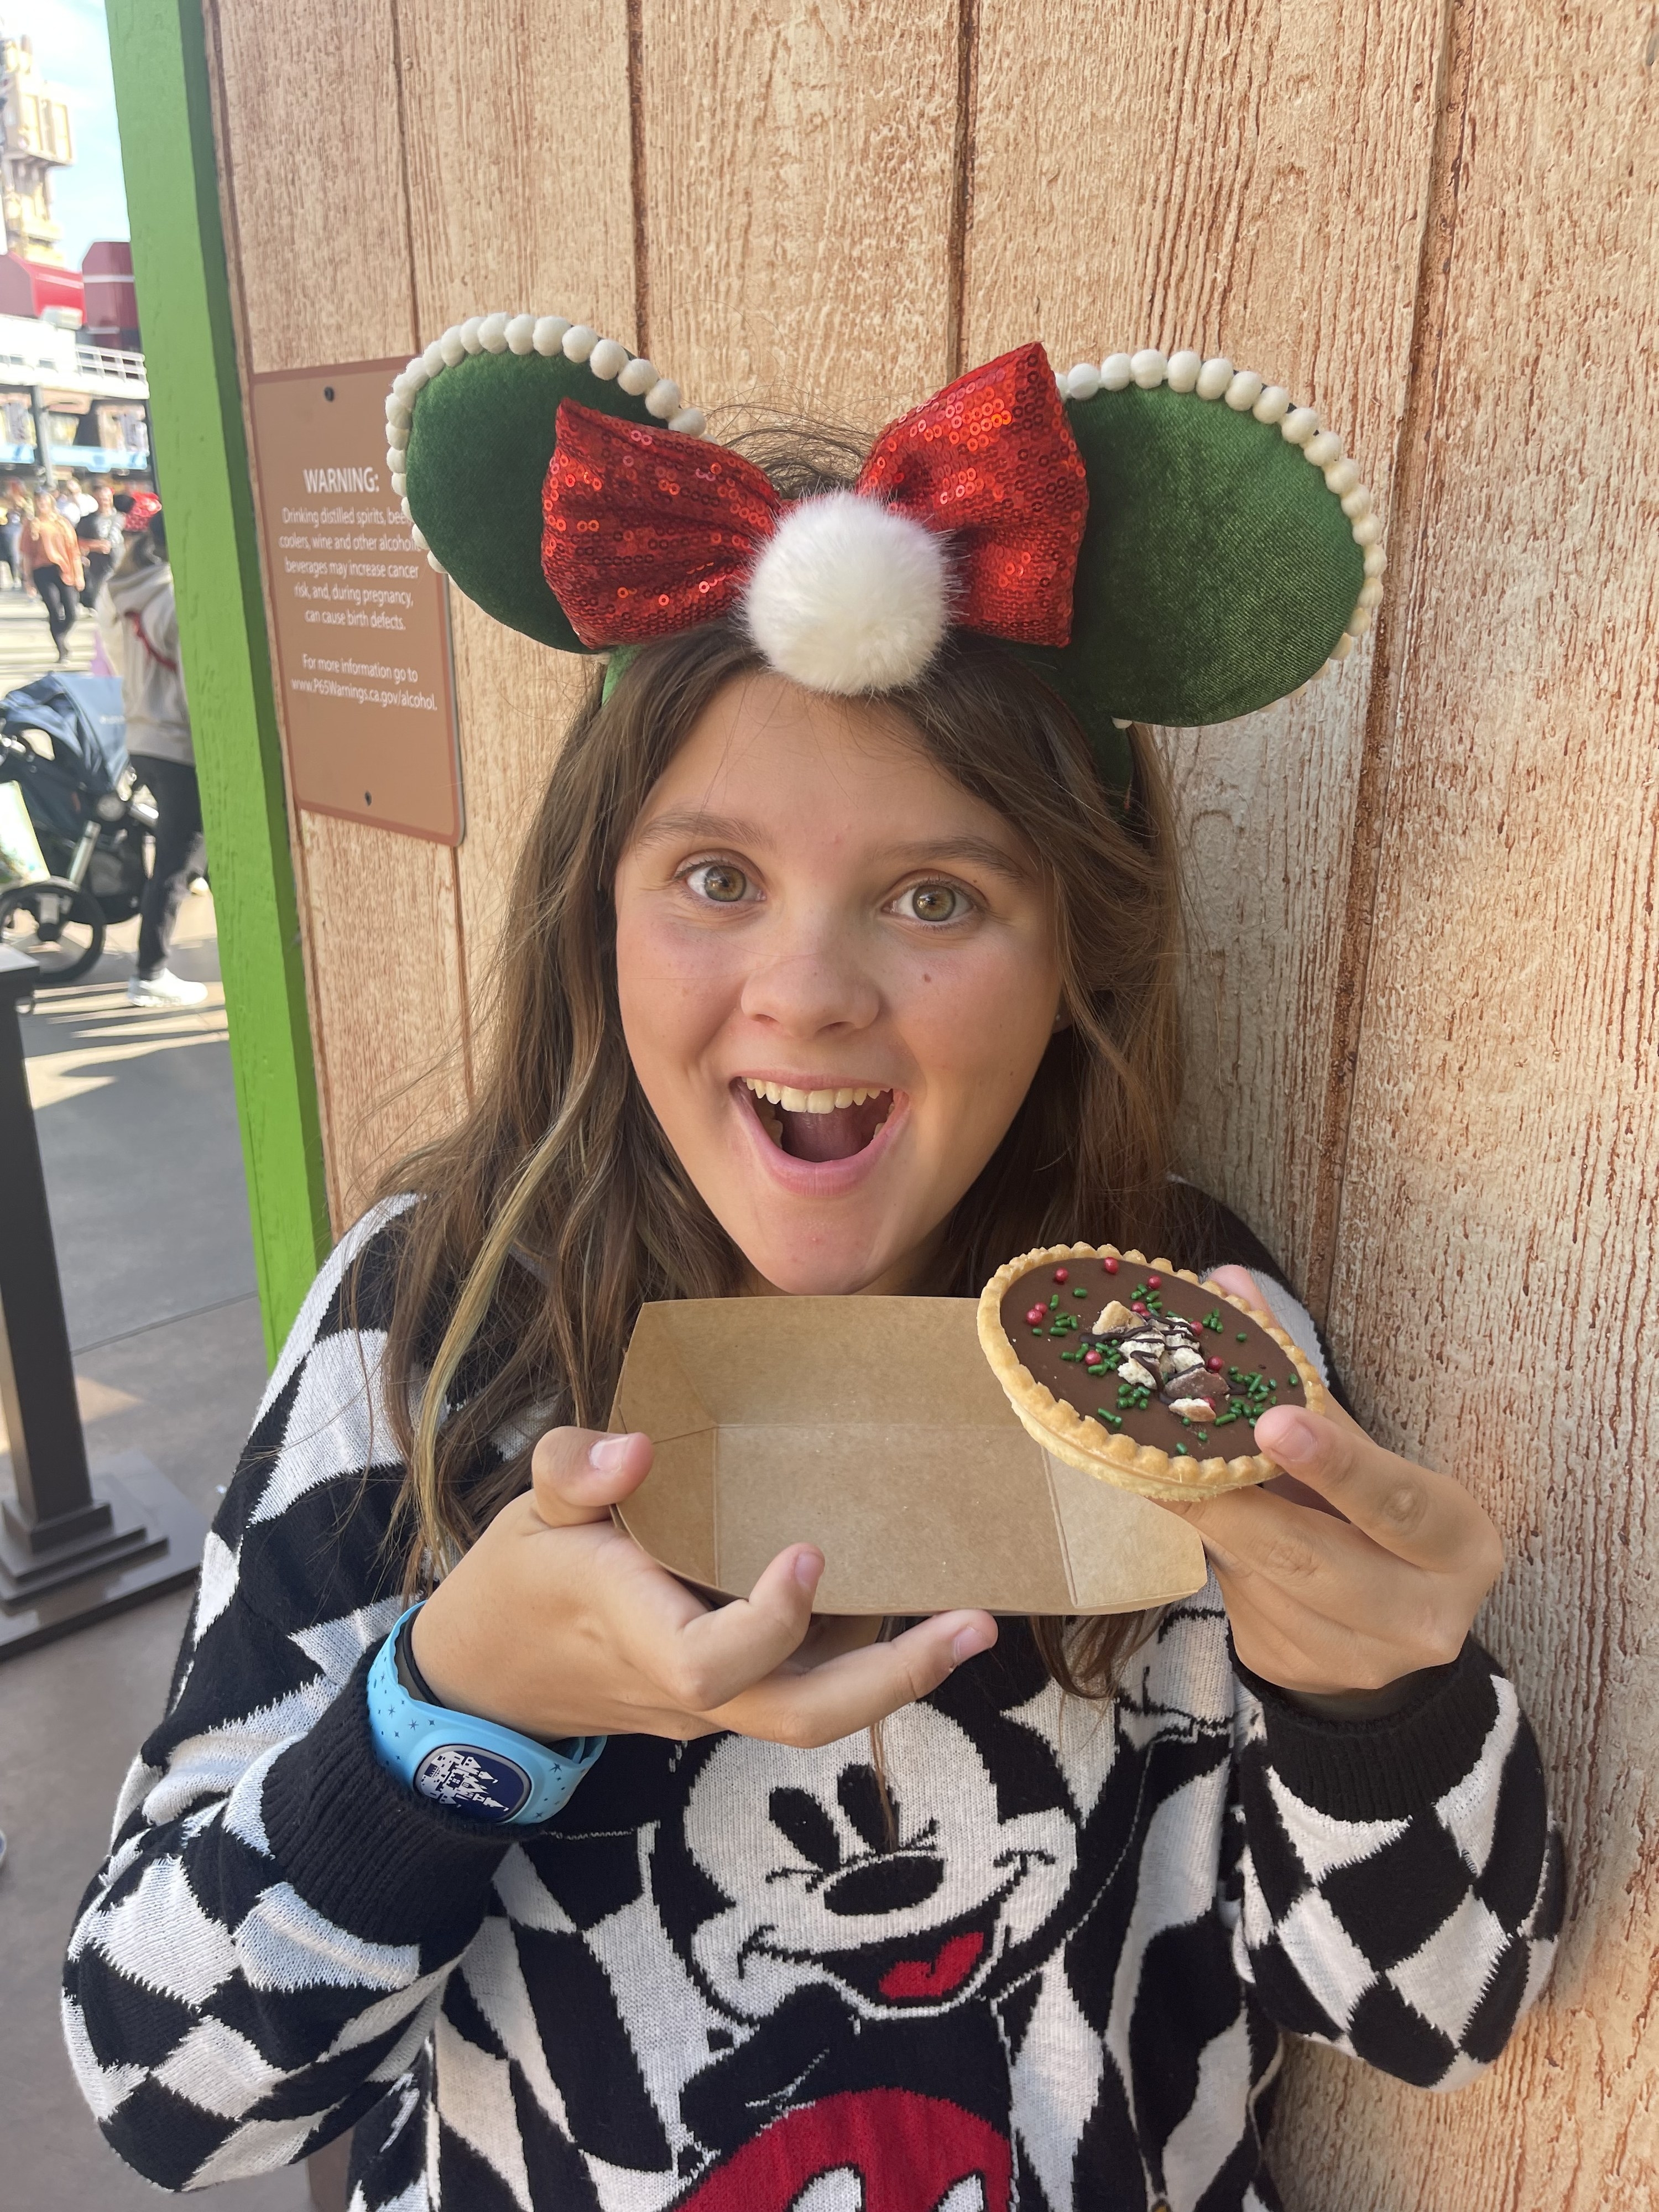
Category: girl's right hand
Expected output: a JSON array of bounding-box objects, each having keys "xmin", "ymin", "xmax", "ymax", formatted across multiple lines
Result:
[{"xmin": 409, "ymin": 1426, "xmax": 998, "ymax": 1749}]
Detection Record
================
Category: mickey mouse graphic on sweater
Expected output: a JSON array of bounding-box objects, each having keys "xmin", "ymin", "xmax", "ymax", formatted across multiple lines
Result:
[{"xmin": 655, "ymin": 1698, "xmax": 1083, "ymax": 2211}]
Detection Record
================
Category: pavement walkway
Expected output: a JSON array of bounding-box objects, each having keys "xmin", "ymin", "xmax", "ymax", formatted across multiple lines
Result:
[{"xmin": 0, "ymin": 588, "xmax": 312, "ymax": 2210}]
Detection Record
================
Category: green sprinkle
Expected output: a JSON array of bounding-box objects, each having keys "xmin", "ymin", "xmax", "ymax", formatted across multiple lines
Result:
[
  {"xmin": 1287, "ymin": 1375, "xmax": 1300, "ymax": 1388},
  {"xmin": 1048, "ymin": 1293, "xmax": 1059, "ymax": 1310},
  {"xmin": 1237, "ymin": 1332, "xmax": 1248, "ymax": 1343},
  {"xmin": 1072, "ymin": 1286, "xmax": 1089, "ymax": 1298},
  {"xmin": 1196, "ymin": 1430, "xmax": 1208, "ymax": 1441},
  {"xmin": 1030, "ymin": 1328, "xmax": 1043, "ymax": 1338},
  {"xmin": 1173, "ymin": 1444, "xmax": 1188, "ymax": 1455}
]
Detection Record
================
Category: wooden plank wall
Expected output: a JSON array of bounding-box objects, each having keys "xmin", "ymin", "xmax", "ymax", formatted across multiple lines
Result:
[{"xmin": 203, "ymin": 1, "xmax": 1656, "ymax": 2199}]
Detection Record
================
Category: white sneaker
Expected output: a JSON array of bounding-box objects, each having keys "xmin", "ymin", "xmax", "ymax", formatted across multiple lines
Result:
[{"xmin": 127, "ymin": 968, "xmax": 208, "ymax": 1008}]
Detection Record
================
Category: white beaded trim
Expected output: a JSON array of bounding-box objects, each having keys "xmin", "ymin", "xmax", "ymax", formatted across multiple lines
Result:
[
  {"xmin": 383, "ymin": 314, "xmax": 707, "ymax": 575},
  {"xmin": 1057, "ymin": 347, "xmax": 1382, "ymax": 686}
]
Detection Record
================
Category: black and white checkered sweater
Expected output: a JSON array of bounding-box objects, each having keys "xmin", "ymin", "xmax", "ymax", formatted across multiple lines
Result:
[{"xmin": 65, "ymin": 1201, "xmax": 1562, "ymax": 2211}]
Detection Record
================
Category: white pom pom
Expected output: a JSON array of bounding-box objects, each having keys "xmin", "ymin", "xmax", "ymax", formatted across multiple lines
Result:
[
  {"xmin": 617, "ymin": 356, "xmax": 658, "ymax": 395},
  {"xmin": 588, "ymin": 337, "xmax": 629, "ymax": 379},
  {"xmin": 1166, "ymin": 350, "xmax": 1202, "ymax": 392},
  {"xmin": 533, "ymin": 315, "xmax": 571, "ymax": 355},
  {"xmin": 743, "ymin": 492, "xmax": 951, "ymax": 695},
  {"xmin": 669, "ymin": 407, "xmax": 707, "ymax": 436},
  {"xmin": 504, "ymin": 314, "xmax": 536, "ymax": 354},
  {"xmin": 478, "ymin": 312, "xmax": 510, "ymax": 352}
]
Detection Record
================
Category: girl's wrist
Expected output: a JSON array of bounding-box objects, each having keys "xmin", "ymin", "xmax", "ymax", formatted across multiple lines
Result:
[
  {"xmin": 370, "ymin": 1605, "xmax": 605, "ymax": 1825},
  {"xmin": 1273, "ymin": 1672, "xmax": 1441, "ymax": 1720}
]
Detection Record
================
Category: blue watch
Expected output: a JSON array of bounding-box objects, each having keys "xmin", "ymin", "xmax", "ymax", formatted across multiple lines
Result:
[{"xmin": 367, "ymin": 1604, "xmax": 606, "ymax": 1826}]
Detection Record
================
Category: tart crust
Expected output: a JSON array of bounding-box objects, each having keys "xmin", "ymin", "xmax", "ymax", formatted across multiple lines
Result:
[{"xmin": 977, "ymin": 1241, "xmax": 1330, "ymax": 1501}]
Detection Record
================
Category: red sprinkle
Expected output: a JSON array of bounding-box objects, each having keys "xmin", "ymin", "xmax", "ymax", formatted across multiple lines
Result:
[
  {"xmin": 1025, "ymin": 1303, "xmax": 1047, "ymax": 1326},
  {"xmin": 1132, "ymin": 1300, "xmax": 1149, "ymax": 1316},
  {"xmin": 1103, "ymin": 1255, "xmax": 1119, "ymax": 1274},
  {"xmin": 1083, "ymin": 1349, "xmax": 1103, "ymax": 1367},
  {"xmin": 1053, "ymin": 1266, "xmax": 1069, "ymax": 1283},
  {"xmin": 1206, "ymin": 1355, "xmax": 1224, "ymax": 1373},
  {"xmin": 1146, "ymin": 1274, "xmax": 1161, "ymax": 1288}
]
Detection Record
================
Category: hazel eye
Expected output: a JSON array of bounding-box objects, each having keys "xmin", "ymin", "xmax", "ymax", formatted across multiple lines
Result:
[
  {"xmin": 687, "ymin": 862, "xmax": 750, "ymax": 904},
  {"xmin": 899, "ymin": 881, "xmax": 968, "ymax": 923}
]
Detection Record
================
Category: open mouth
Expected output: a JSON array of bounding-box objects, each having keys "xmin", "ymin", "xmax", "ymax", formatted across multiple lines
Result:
[{"xmin": 738, "ymin": 1077, "xmax": 898, "ymax": 1164}]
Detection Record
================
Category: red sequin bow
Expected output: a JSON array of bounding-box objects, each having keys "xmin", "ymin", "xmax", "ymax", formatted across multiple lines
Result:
[{"xmin": 540, "ymin": 342, "xmax": 1089, "ymax": 651}]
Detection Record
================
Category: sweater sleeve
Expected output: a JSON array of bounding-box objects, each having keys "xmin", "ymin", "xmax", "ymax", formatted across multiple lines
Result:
[
  {"xmin": 61, "ymin": 1202, "xmax": 517, "ymax": 2190},
  {"xmin": 1191, "ymin": 1217, "xmax": 1564, "ymax": 2085},
  {"xmin": 1228, "ymin": 1641, "xmax": 1564, "ymax": 2088}
]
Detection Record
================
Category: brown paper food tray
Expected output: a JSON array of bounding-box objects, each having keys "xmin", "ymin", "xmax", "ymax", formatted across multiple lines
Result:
[{"xmin": 609, "ymin": 1297, "xmax": 1207, "ymax": 1616}]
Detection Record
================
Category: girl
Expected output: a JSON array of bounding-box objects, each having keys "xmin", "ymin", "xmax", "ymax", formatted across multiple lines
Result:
[{"xmin": 65, "ymin": 328, "xmax": 1560, "ymax": 2212}]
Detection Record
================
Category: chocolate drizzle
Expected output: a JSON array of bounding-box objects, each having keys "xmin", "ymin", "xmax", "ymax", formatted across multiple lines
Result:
[{"xmin": 998, "ymin": 1253, "xmax": 1301, "ymax": 1460}]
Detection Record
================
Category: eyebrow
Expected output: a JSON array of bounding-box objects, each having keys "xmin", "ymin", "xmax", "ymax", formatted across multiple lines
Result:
[{"xmin": 629, "ymin": 811, "xmax": 1036, "ymax": 884}]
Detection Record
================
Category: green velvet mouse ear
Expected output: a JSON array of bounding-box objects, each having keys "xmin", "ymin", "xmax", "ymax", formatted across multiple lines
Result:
[
  {"xmin": 1012, "ymin": 349, "xmax": 1383, "ymax": 728},
  {"xmin": 387, "ymin": 312, "xmax": 707, "ymax": 652}
]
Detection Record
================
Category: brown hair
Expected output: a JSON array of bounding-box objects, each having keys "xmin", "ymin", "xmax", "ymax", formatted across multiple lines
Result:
[{"xmin": 370, "ymin": 432, "xmax": 1186, "ymax": 1700}]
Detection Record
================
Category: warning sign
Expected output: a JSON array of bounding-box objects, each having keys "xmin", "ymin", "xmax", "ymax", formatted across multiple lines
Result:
[{"xmin": 248, "ymin": 357, "xmax": 462, "ymax": 843}]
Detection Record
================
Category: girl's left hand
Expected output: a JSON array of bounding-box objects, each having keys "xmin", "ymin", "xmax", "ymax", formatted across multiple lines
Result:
[{"xmin": 1159, "ymin": 1267, "xmax": 1505, "ymax": 1700}]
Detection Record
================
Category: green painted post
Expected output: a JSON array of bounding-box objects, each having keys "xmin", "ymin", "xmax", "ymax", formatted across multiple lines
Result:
[{"xmin": 105, "ymin": 0, "xmax": 330, "ymax": 1360}]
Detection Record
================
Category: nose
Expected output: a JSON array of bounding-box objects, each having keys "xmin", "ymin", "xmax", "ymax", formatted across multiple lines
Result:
[
  {"xmin": 738, "ymin": 944, "xmax": 881, "ymax": 1039},
  {"xmin": 821, "ymin": 1854, "xmax": 945, "ymax": 1916}
]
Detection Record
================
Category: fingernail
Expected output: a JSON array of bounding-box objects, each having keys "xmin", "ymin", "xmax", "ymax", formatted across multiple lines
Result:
[
  {"xmin": 794, "ymin": 1548, "xmax": 823, "ymax": 1589},
  {"xmin": 1258, "ymin": 1407, "xmax": 1317, "ymax": 1460},
  {"xmin": 952, "ymin": 1623, "xmax": 995, "ymax": 1664},
  {"xmin": 588, "ymin": 1434, "xmax": 630, "ymax": 1472}
]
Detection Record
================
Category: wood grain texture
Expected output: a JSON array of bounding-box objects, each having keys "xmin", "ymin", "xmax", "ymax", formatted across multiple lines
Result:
[
  {"xmin": 297, "ymin": 812, "xmax": 469, "ymax": 1214},
  {"xmin": 210, "ymin": 0, "xmax": 467, "ymax": 1227},
  {"xmin": 637, "ymin": 0, "xmax": 963, "ymax": 430},
  {"xmin": 395, "ymin": 0, "xmax": 635, "ymax": 1024},
  {"xmin": 1276, "ymin": 4, "xmax": 1659, "ymax": 2204},
  {"xmin": 967, "ymin": 0, "xmax": 1443, "ymax": 1297}
]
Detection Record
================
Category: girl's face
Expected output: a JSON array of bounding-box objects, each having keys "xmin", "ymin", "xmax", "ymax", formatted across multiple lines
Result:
[{"xmin": 614, "ymin": 672, "xmax": 1063, "ymax": 1295}]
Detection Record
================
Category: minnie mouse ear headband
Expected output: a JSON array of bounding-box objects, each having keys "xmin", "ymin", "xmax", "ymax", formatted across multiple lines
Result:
[{"xmin": 387, "ymin": 316, "xmax": 1382, "ymax": 794}]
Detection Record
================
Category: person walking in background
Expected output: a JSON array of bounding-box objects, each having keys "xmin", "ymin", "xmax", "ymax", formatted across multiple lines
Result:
[
  {"xmin": 0, "ymin": 480, "xmax": 25, "ymax": 590},
  {"xmin": 102, "ymin": 511, "xmax": 208, "ymax": 1008},
  {"xmin": 19, "ymin": 489, "xmax": 84, "ymax": 659},
  {"xmin": 76, "ymin": 484, "xmax": 120, "ymax": 607}
]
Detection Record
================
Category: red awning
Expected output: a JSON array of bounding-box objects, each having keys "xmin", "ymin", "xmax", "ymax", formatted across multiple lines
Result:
[{"xmin": 0, "ymin": 255, "xmax": 86, "ymax": 319}]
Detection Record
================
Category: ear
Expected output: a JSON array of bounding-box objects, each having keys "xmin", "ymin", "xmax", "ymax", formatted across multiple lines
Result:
[
  {"xmin": 390, "ymin": 314, "xmax": 706, "ymax": 652},
  {"xmin": 1014, "ymin": 349, "xmax": 1379, "ymax": 728}
]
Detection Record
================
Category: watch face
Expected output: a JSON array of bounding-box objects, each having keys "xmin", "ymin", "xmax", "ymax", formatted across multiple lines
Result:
[{"xmin": 414, "ymin": 1742, "xmax": 533, "ymax": 1822}]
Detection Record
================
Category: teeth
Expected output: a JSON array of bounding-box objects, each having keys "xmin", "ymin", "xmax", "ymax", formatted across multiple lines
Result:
[{"xmin": 743, "ymin": 1079, "xmax": 887, "ymax": 1114}]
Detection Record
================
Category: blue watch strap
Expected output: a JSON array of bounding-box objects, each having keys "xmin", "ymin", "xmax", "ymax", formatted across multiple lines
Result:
[{"xmin": 367, "ymin": 1604, "xmax": 606, "ymax": 1826}]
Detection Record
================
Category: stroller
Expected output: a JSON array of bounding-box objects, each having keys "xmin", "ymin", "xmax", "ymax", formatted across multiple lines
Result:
[{"xmin": 0, "ymin": 674, "xmax": 155, "ymax": 985}]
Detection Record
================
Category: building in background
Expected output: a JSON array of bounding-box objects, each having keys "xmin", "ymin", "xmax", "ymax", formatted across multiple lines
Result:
[
  {"xmin": 1, "ymin": 32, "xmax": 72, "ymax": 263},
  {"xmin": 0, "ymin": 32, "xmax": 145, "ymax": 480}
]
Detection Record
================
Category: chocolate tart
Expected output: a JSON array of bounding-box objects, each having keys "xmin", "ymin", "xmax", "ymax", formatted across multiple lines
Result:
[{"xmin": 977, "ymin": 1243, "xmax": 1329, "ymax": 1500}]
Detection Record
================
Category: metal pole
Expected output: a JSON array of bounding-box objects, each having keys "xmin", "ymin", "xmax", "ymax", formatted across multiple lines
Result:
[
  {"xmin": 0, "ymin": 948, "xmax": 101, "ymax": 1542},
  {"xmin": 28, "ymin": 383, "xmax": 51, "ymax": 486},
  {"xmin": 0, "ymin": 946, "xmax": 206, "ymax": 1652}
]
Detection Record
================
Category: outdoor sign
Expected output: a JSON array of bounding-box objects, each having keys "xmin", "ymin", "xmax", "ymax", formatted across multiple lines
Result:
[{"xmin": 247, "ymin": 358, "xmax": 462, "ymax": 842}]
